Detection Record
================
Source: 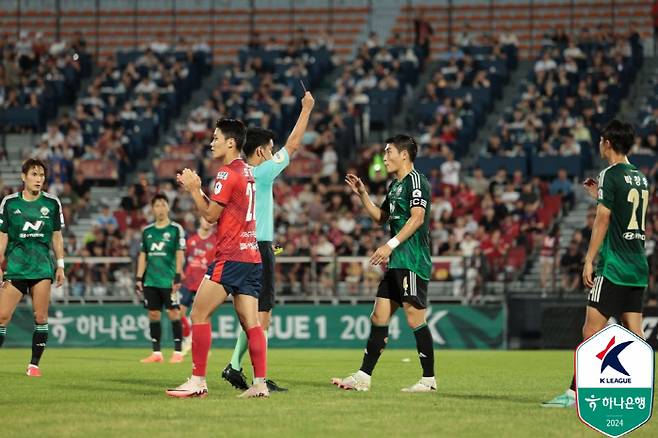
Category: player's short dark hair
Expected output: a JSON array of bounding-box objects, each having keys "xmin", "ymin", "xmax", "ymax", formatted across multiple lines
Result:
[
  {"xmin": 215, "ymin": 118, "xmax": 246, "ymax": 151},
  {"xmin": 601, "ymin": 120, "xmax": 634, "ymax": 155},
  {"xmin": 243, "ymin": 127, "xmax": 276, "ymax": 158},
  {"xmin": 151, "ymin": 193, "xmax": 169, "ymax": 206},
  {"xmin": 385, "ymin": 134, "xmax": 418, "ymax": 162},
  {"xmin": 21, "ymin": 158, "xmax": 47, "ymax": 177}
]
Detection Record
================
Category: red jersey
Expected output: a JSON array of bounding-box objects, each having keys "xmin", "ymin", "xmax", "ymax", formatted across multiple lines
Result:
[
  {"xmin": 210, "ymin": 158, "xmax": 261, "ymax": 264},
  {"xmin": 183, "ymin": 231, "xmax": 216, "ymax": 291}
]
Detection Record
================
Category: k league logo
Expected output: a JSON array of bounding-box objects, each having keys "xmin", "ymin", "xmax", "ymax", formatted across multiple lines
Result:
[
  {"xmin": 575, "ymin": 324, "xmax": 654, "ymax": 437},
  {"xmin": 597, "ymin": 336, "xmax": 633, "ymax": 381}
]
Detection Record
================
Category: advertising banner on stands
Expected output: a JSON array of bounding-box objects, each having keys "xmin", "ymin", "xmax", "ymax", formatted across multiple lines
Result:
[{"xmin": 3, "ymin": 304, "xmax": 505, "ymax": 349}]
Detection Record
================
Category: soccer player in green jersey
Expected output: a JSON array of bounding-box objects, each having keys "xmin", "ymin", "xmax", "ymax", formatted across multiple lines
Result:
[
  {"xmin": 543, "ymin": 120, "xmax": 649, "ymax": 408},
  {"xmin": 0, "ymin": 158, "xmax": 66, "ymax": 377},
  {"xmin": 136, "ymin": 193, "xmax": 186, "ymax": 364},
  {"xmin": 222, "ymin": 91, "xmax": 315, "ymax": 392},
  {"xmin": 332, "ymin": 135, "xmax": 437, "ymax": 393}
]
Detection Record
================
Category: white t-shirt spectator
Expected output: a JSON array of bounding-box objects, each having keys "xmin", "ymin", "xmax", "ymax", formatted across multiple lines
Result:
[
  {"xmin": 440, "ymin": 159, "xmax": 461, "ymax": 186},
  {"xmin": 461, "ymin": 237, "xmax": 480, "ymax": 257},
  {"xmin": 432, "ymin": 198, "xmax": 453, "ymax": 222},
  {"xmin": 322, "ymin": 147, "xmax": 338, "ymax": 176},
  {"xmin": 534, "ymin": 57, "xmax": 557, "ymax": 73}
]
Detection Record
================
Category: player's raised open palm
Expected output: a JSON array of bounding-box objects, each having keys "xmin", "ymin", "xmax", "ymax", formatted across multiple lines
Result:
[{"xmin": 345, "ymin": 174, "xmax": 366, "ymax": 196}]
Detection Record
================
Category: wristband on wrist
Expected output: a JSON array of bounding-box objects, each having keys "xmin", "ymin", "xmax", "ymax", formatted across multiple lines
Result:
[
  {"xmin": 57, "ymin": 258, "xmax": 65, "ymax": 269},
  {"xmin": 387, "ymin": 237, "xmax": 400, "ymax": 250},
  {"xmin": 174, "ymin": 273, "xmax": 181, "ymax": 283},
  {"xmin": 136, "ymin": 276, "xmax": 143, "ymax": 282}
]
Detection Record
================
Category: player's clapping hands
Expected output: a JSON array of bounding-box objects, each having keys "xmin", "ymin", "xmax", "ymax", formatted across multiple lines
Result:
[
  {"xmin": 177, "ymin": 168, "xmax": 202, "ymax": 192},
  {"xmin": 345, "ymin": 174, "xmax": 367, "ymax": 196}
]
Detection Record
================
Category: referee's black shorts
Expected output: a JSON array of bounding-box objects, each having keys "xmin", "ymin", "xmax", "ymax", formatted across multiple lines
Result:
[{"xmin": 257, "ymin": 241, "xmax": 276, "ymax": 312}]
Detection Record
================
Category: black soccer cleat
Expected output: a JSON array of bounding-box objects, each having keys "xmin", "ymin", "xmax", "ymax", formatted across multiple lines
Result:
[
  {"xmin": 222, "ymin": 364, "xmax": 249, "ymax": 390},
  {"xmin": 266, "ymin": 379, "xmax": 288, "ymax": 392}
]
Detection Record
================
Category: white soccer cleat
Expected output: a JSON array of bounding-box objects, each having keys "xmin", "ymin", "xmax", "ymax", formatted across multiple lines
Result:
[
  {"xmin": 181, "ymin": 336, "xmax": 192, "ymax": 356},
  {"xmin": 401, "ymin": 377, "xmax": 437, "ymax": 393},
  {"xmin": 238, "ymin": 382, "xmax": 270, "ymax": 399},
  {"xmin": 541, "ymin": 389, "xmax": 576, "ymax": 408},
  {"xmin": 331, "ymin": 371, "xmax": 371, "ymax": 391},
  {"xmin": 165, "ymin": 378, "xmax": 208, "ymax": 398}
]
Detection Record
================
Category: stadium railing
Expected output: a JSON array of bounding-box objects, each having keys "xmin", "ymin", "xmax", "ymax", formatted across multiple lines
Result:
[{"xmin": 53, "ymin": 255, "xmax": 513, "ymax": 305}]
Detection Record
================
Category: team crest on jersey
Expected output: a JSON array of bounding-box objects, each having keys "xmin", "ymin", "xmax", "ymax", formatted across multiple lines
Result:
[
  {"xmin": 396, "ymin": 186, "xmax": 403, "ymax": 196},
  {"xmin": 40, "ymin": 207, "xmax": 49, "ymax": 216},
  {"xmin": 163, "ymin": 232, "xmax": 171, "ymax": 242},
  {"xmin": 272, "ymin": 151, "xmax": 285, "ymax": 163}
]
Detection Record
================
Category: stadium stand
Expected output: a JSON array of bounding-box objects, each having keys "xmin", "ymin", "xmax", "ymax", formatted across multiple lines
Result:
[{"xmin": 0, "ymin": 1, "xmax": 655, "ymax": 303}]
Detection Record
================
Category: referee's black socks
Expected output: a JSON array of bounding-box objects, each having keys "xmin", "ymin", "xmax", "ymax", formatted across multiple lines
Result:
[{"xmin": 359, "ymin": 324, "xmax": 389, "ymax": 375}]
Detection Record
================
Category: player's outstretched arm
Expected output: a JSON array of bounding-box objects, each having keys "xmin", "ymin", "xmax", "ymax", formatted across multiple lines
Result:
[
  {"xmin": 283, "ymin": 91, "xmax": 315, "ymax": 157},
  {"xmin": 0, "ymin": 231, "xmax": 7, "ymax": 284},
  {"xmin": 582, "ymin": 204, "xmax": 611, "ymax": 288},
  {"xmin": 370, "ymin": 207, "xmax": 425, "ymax": 266},
  {"xmin": 52, "ymin": 230, "xmax": 66, "ymax": 287},
  {"xmin": 345, "ymin": 174, "xmax": 388, "ymax": 225}
]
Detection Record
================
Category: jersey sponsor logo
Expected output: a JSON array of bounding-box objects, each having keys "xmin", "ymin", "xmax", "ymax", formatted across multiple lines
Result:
[
  {"xmin": 216, "ymin": 171, "xmax": 229, "ymax": 180},
  {"xmin": 272, "ymin": 151, "xmax": 285, "ymax": 163},
  {"xmin": 40, "ymin": 207, "xmax": 50, "ymax": 216},
  {"xmin": 150, "ymin": 242, "xmax": 166, "ymax": 252},
  {"xmin": 20, "ymin": 220, "xmax": 44, "ymax": 238},
  {"xmin": 623, "ymin": 232, "xmax": 645, "ymax": 241},
  {"xmin": 214, "ymin": 181, "xmax": 223, "ymax": 194}
]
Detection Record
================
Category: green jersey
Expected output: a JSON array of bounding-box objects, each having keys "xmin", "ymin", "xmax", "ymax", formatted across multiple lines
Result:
[
  {"xmin": 381, "ymin": 169, "xmax": 432, "ymax": 280},
  {"xmin": 141, "ymin": 221, "xmax": 186, "ymax": 288},
  {"xmin": 596, "ymin": 162, "xmax": 649, "ymax": 287},
  {"xmin": 0, "ymin": 191, "xmax": 64, "ymax": 280}
]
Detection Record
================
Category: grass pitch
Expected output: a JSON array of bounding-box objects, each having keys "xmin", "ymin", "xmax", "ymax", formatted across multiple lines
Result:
[{"xmin": 1, "ymin": 349, "xmax": 656, "ymax": 437}]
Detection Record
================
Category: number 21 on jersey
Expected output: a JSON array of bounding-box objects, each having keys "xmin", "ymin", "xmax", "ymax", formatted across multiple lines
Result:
[
  {"xmin": 246, "ymin": 182, "xmax": 255, "ymax": 222},
  {"xmin": 627, "ymin": 188, "xmax": 649, "ymax": 231}
]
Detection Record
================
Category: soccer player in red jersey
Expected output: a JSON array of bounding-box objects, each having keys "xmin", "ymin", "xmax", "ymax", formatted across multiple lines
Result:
[
  {"xmin": 166, "ymin": 119, "xmax": 268, "ymax": 399},
  {"xmin": 179, "ymin": 217, "xmax": 215, "ymax": 356}
]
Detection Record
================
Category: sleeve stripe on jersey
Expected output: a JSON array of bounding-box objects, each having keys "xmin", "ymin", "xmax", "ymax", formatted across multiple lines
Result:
[
  {"xmin": 598, "ymin": 164, "xmax": 614, "ymax": 188},
  {"xmin": 43, "ymin": 192, "xmax": 65, "ymax": 228},
  {"xmin": 410, "ymin": 170, "xmax": 420, "ymax": 190},
  {"xmin": 173, "ymin": 222, "xmax": 186, "ymax": 248},
  {"xmin": 0, "ymin": 193, "xmax": 19, "ymax": 215}
]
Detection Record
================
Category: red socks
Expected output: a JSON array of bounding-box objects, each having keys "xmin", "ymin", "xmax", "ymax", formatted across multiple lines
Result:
[
  {"xmin": 181, "ymin": 315, "xmax": 191, "ymax": 338},
  {"xmin": 246, "ymin": 326, "xmax": 267, "ymax": 379},
  {"xmin": 191, "ymin": 323, "xmax": 211, "ymax": 377}
]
